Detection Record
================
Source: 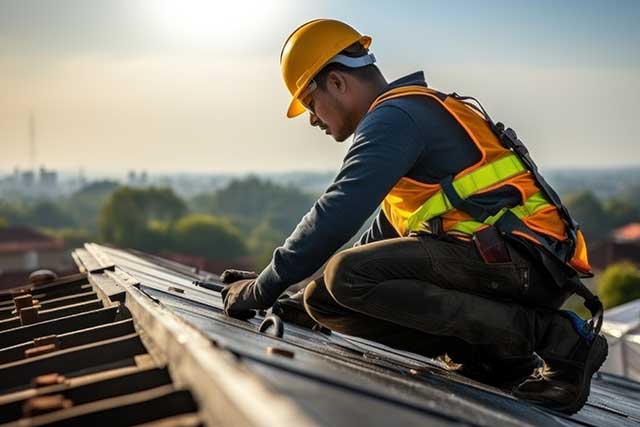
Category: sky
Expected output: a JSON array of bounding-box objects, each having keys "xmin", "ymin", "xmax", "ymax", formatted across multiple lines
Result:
[{"xmin": 1, "ymin": 0, "xmax": 639, "ymax": 175}]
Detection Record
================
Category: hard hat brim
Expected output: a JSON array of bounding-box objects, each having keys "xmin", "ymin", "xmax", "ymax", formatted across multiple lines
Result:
[{"xmin": 287, "ymin": 98, "xmax": 307, "ymax": 118}]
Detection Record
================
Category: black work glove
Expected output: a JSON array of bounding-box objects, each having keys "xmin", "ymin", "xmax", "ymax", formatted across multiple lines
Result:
[
  {"xmin": 220, "ymin": 269, "xmax": 267, "ymax": 320},
  {"xmin": 220, "ymin": 269, "xmax": 258, "ymax": 284}
]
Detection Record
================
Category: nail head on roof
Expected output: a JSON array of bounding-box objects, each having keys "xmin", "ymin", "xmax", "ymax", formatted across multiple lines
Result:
[{"xmin": 266, "ymin": 346, "xmax": 295, "ymax": 359}]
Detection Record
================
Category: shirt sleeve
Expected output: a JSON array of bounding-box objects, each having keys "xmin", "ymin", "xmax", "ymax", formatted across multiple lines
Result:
[{"xmin": 254, "ymin": 105, "xmax": 425, "ymax": 304}]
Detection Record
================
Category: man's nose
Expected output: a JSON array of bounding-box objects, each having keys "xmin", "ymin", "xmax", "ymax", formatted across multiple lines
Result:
[{"xmin": 309, "ymin": 112, "xmax": 320, "ymax": 127}]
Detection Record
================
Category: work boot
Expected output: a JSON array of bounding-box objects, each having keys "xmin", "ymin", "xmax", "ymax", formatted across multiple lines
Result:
[
  {"xmin": 458, "ymin": 354, "xmax": 543, "ymax": 390},
  {"xmin": 513, "ymin": 311, "xmax": 608, "ymax": 414},
  {"xmin": 444, "ymin": 341, "xmax": 542, "ymax": 390}
]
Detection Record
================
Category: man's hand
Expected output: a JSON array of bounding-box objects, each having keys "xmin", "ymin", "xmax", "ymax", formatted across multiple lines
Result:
[
  {"xmin": 220, "ymin": 269, "xmax": 258, "ymax": 283},
  {"xmin": 220, "ymin": 269, "xmax": 264, "ymax": 320}
]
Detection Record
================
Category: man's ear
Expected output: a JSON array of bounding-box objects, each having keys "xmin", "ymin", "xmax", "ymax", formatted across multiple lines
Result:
[{"xmin": 327, "ymin": 70, "xmax": 348, "ymax": 94}]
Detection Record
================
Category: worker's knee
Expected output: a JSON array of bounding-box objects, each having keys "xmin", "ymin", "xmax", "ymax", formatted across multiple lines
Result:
[
  {"xmin": 302, "ymin": 279, "xmax": 321, "ymax": 313},
  {"xmin": 302, "ymin": 277, "xmax": 341, "ymax": 327},
  {"xmin": 324, "ymin": 249, "xmax": 363, "ymax": 306}
]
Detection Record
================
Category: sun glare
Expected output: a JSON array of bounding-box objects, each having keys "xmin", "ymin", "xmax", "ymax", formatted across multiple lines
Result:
[{"xmin": 154, "ymin": 0, "xmax": 283, "ymax": 43}]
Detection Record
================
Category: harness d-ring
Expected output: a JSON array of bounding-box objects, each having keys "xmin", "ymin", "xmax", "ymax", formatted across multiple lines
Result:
[{"xmin": 259, "ymin": 314, "xmax": 284, "ymax": 338}]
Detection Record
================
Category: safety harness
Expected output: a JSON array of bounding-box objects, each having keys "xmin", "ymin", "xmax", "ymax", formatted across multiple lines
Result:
[
  {"xmin": 457, "ymin": 93, "xmax": 602, "ymax": 334},
  {"xmin": 372, "ymin": 88, "xmax": 603, "ymax": 334}
]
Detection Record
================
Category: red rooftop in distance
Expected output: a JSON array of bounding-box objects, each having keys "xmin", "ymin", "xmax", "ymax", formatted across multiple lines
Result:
[
  {"xmin": 613, "ymin": 223, "xmax": 640, "ymax": 242},
  {"xmin": 0, "ymin": 226, "xmax": 63, "ymax": 254}
]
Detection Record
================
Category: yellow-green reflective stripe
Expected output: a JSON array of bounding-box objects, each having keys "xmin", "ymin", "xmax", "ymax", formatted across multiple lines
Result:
[
  {"xmin": 406, "ymin": 192, "xmax": 450, "ymax": 231},
  {"xmin": 509, "ymin": 192, "xmax": 550, "ymax": 218},
  {"xmin": 453, "ymin": 154, "xmax": 525, "ymax": 198},
  {"xmin": 448, "ymin": 192, "xmax": 552, "ymax": 235},
  {"xmin": 406, "ymin": 153, "xmax": 526, "ymax": 231}
]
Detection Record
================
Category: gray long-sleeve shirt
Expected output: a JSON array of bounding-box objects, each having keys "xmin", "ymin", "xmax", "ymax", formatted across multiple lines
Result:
[{"xmin": 255, "ymin": 71, "xmax": 521, "ymax": 303}]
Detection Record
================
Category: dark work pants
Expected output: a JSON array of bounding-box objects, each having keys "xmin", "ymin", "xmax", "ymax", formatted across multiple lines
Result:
[{"xmin": 303, "ymin": 234, "xmax": 581, "ymax": 363}]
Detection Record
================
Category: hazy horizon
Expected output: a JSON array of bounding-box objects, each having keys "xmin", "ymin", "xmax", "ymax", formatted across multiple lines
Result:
[
  {"xmin": 1, "ymin": 0, "xmax": 639, "ymax": 173},
  {"xmin": 3, "ymin": 163, "xmax": 640, "ymax": 179}
]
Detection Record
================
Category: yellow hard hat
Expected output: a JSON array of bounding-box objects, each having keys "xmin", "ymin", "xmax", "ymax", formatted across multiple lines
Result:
[{"xmin": 280, "ymin": 19, "xmax": 372, "ymax": 118}]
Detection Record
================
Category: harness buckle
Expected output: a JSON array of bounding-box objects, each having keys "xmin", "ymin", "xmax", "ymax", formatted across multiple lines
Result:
[
  {"xmin": 583, "ymin": 294, "xmax": 604, "ymax": 335},
  {"xmin": 500, "ymin": 127, "xmax": 530, "ymax": 157}
]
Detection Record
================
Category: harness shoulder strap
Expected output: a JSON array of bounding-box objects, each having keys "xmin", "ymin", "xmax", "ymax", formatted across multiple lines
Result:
[{"xmin": 369, "ymin": 86, "xmax": 447, "ymax": 112}]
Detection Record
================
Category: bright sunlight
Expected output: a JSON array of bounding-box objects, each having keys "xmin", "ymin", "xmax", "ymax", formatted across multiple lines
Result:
[{"xmin": 153, "ymin": 0, "xmax": 285, "ymax": 44}]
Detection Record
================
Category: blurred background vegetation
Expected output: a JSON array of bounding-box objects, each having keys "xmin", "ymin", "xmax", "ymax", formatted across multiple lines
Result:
[
  {"xmin": 1, "ymin": 177, "xmax": 639, "ymax": 312},
  {"xmin": 0, "ymin": 176, "xmax": 317, "ymax": 271}
]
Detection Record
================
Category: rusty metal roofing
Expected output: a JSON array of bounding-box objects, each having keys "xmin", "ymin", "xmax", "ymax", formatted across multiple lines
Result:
[{"xmin": 1, "ymin": 243, "xmax": 639, "ymax": 427}]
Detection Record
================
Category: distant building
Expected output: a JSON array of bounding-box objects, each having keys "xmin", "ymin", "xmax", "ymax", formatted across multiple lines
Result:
[
  {"xmin": 0, "ymin": 167, "xmax": 62, "ymax": 197},
  {"xmin": 613, "ymin": 223, "xmax": 640, "ymax": 243},
  {"xmin": 19, "ymin": 170, "xmax": 35, "ymax": 188},
  {"xmin": 0, "ymin": 226, "xmax": 76, "ymax": 289},
  {"xmin": 589, "ymin": 222, "xmax": 640, "ymax": 270},
  {"xmin": 127, "ymin": 170, "xmax": 148, "ymax": 186},
  {"xmin": 39, "ymin": 166, "xmax": 58, "ymax": 188}
]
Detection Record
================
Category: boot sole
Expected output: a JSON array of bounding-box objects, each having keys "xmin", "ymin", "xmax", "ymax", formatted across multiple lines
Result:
[
  {"xmin": 553, "ymin": 334, "xmax": 609, "ymax": 415},
  {"xmin": 513, "ymin": 335, "xmax": 608, "ymax": 414}
]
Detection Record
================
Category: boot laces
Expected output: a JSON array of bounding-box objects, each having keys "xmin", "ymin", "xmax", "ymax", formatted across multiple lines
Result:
[{"xmin": 529, "ymin": 363, "xmax": 561, "ymax": 381}]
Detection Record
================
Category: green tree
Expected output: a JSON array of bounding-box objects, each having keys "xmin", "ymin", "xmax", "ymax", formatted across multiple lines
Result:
[
  {"xmin": 620, "ymin": 185, "xmax": 640, "ymax": 214},
  {"xmin": 189, "ymin": 176, "xmax": 314, "ymax": 235},
  {"xmin": 189, "ymin": 177, "xmax": 316, "ymax": 268},
  {"xmin": 46, "ymin": 228, "xmax": 95, "ymax": 248},
  {"xmin": 171, "ymin": 214, "xmax": 248, "ymax": 260},
  {"xmin": 26, "ymin": 201, "xmax": 76, "ymax": 229},
  {"xmin": 0, "ymin": 217, "xmax": 7, "ymax": 229},
  {"xmin": 565, "ymin": 191, "xmax": 609, "ymax": 241},
  {"xmin": 66, "ymin": 181, "xmax": 120, "ymax": 230},
  {"xmin": 604, "ymin": 197, "xmax": 640, "ymax": 229},
  {"xmin": 247, "ymin": 220, "xmax": 287, "ymax": 269},
  {"xmin": 0, "ymin": 201, "xmax": 27, "ymax": 225},
  {"xmin": 98, "ymin": 187, "xmax": 187, "ymax": 250},
  {"xmin": 598, "ymin": 262, "xmax": 640, "ymax": 309}
]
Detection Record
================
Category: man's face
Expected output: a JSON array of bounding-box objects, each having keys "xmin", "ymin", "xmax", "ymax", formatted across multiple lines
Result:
[{"xmin": 302, "ymin": 73, "xmax": 356, "ymax": 142}]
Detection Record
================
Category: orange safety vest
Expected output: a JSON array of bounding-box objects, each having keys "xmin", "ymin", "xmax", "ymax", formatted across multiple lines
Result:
[{"xmin": 370, "ymin": 85, "xmax": 591, "ymax": 275}]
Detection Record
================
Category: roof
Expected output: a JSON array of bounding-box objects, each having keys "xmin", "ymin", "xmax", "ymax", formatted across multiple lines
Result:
[
  {"xmin": 2, "ymin": 243, "xmax": 640, "ymax": 426},
  {"xmin": 0, "ymin": 226, "xmax": 62, "ymax": 254},
  {"xmin": 601, "ymin": 299, "xmax": 640, "ymax": 382},
  {"xmin": 603, "ymin": 299, "xmax": 640, "ymax": 335},
  {"xmin": 586, "ymin": 239, "xmax": 640, "ymax": 270},
  {"xmin": 613, "ymin": 223, "xmax": 640, "ymax": 242},
  {"xmin": 76, "ymin": 244, "xmax": 640, "ymax": 426}
]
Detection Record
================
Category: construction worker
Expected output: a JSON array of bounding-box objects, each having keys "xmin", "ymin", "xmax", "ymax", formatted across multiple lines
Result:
[{"xmin": 221, "ymin": 19, "xmax": 607, "ymax": 414}]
